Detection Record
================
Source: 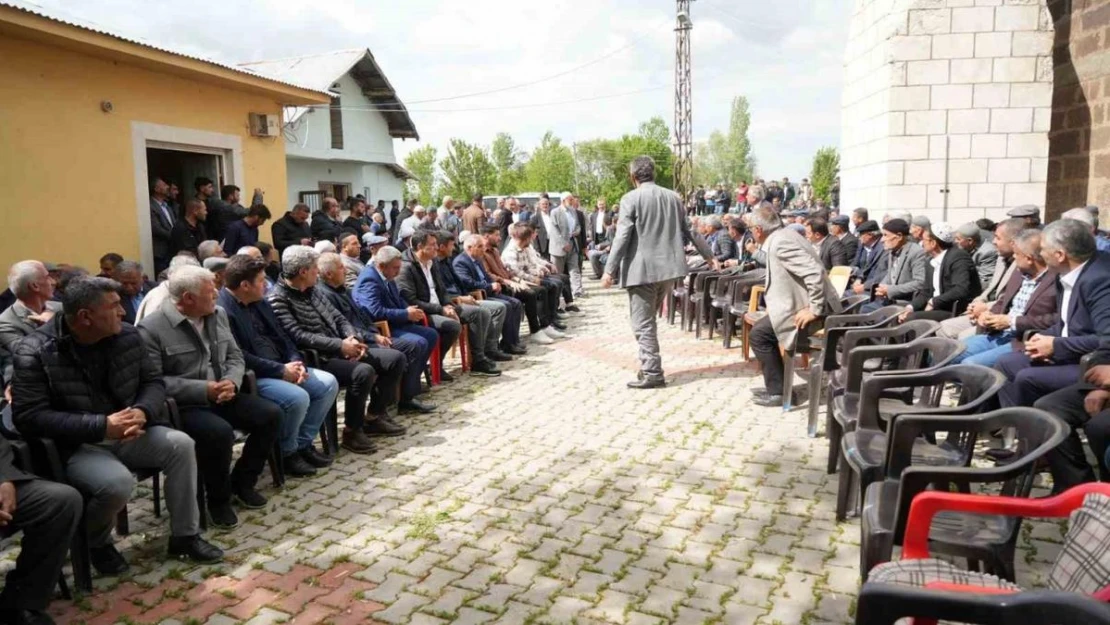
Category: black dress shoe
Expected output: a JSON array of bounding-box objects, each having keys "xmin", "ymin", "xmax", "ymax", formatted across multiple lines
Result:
[
  {"xmin": 486, "ymin": 351, "xmax": 513, "ymax": 362},
  {"xmin": 551, "ymin": 320, "xmax": 568, "ymax": 331},
  {"xmin": 282, "ymin": 453, "xmax": 317, "ymax": 478},
  {"xmin": 470, "ymin": 361, "xmax": 502, "ymax": 377},
  {"xmin": 399, "ymin": 399, "xmax": 436, "ymax": 413},
  {"xmin": 233, "ymin": 487, "xmax": 268, "ymax": 509},
  {"xmin": 752, "ymin": 394, "xmax": 785, "ymax": 407},
  {"xmin": 365, "ymin": 417, "xmax": 407, "ymax": 437},
  {"xmin": 627, "ymin": 377, "xmax": 666, "ymax": 389},
  {"xmin": 168, "ymin": 535, "xmax": 224, "ymax": 563},
  {"xmin": 89, "ymin": 544, "xmax": 129, "ymax": 575},
  {"xmin": 505, "ymin": 344, "xmax": 528, "ymax": 355},
  {"xmin": 439, "ymin": 370, "xmax": 456, "ymax": 383},
  {"xmin": 300, "ymin": 445, "xmax": 333, "ymax": 468},
  {"xmin": 565, "ymin": 304, "xmax": 581, "ymax": 313},
  {"xmin": 208, "ymin": 503, "xmax": 240, "ymax": 529}
]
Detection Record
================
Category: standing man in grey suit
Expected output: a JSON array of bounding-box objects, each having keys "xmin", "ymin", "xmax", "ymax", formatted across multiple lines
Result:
[
  {"xmin": 150, "ymin": 176, "xmax": 176, "ymax": 275},
  {"xmin": 602, "ymin": 156, "xmax": 714, "ymax": 389}
]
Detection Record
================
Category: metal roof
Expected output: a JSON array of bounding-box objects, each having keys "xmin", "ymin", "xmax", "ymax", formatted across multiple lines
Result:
[
  {"xmin": 0, "ymin": 0, "xmax": 330, "ymax": 99},
  {"xmin": 241, "ymin": 49, "xmax": 419, "ymax": 140}
]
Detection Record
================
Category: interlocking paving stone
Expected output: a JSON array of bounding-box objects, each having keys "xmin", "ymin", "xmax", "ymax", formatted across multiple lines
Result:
[{"xmin": 9, "ymin": 280, "xmax": 1067, "ymax": 624}]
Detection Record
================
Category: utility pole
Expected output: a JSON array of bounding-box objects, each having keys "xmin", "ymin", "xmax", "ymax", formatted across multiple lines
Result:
[{"xmin": 673, "ymin": 0, "xmax": 694, "ymax": 202}]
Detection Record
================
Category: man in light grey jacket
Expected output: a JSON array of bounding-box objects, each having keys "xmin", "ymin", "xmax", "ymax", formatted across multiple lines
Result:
[
  {"xmin": 0, "ymin": 260, "xmax": 61, "ymax": 383},
  {"xmin": 138, "ymin": 265, "xmax": 282, "ymax": 529},
  {"xmin": 602, "ymin": 156, "xmax": 714, "ymax": 388}
]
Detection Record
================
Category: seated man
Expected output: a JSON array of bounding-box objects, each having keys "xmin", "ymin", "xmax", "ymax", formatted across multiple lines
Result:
[
  {"xmin": 899, "ymin": 222, "xmax": 980, "ymax": 322},
  {"xmin": 316, "ymin": 252, "xmax": 435, "ymax": 413},
  {"xmin": 829, "ymin": 215, "xmax": 857, "ymax": 263},
  {"xmin": 339, "ymin": 233, "xmax": 367, "ymax": 289},
  {"xmin": 746, "ymin": 206, "xmax": 842, "ymax": 405},
  {"xmin": 805, "ymin": 217, "xmax": 848, "ymax": 271},
  {"xmin": 995, "ymin": 218, "xmax": 1110, "ymax": 409},
  {"xmin": 0, "ymin": 260, "xmax": 61, "ymax": 383},
  {"xmin": 955, "ymin": 222, "xmax": 999, "ymax": 290},
  {"xmin": 952, "ymin": 229, "xmax": 1056, "ymax": 367},
  {"xmin": 217, "ymin": 256, "xmax": 340, "ymax": 477},
  {"xmin": 396, "ymin": 230, "xmax": 500, "ymax": 377},
  {"xmin": 139, "ymin": 266, "xmax": 281, "ymax": 528},
  {"xmin": 471, "ymin": 226, "xmax": 557, "ymax": 345},
  {"xmin": 937, "ymin": 218, "xmax": 1023, "ymax": 340},
  {"xmin": 433, "ymin": 231, "xmax": 521, "ymax": 359},
  {"xmin": 134, "ymin": 256, "xmax": 200, "ymax": 323},
  {"xmin": 503, "ymin": 223, "xmax": 569, "ymax": 342},
  {"xmin": 115, "ymin": 260, "xmax": 155, "ymax": 325},
  {"xmin": 1041, "ymin": 340, "xmax": 1110, "ymax": 491},
  {"xmin": 587, "ymin": 222, "xmax": 616, "ymax": 280},
  {"xmin": 705, "ymin": 215, "xmax": 738, "ymax": 266},
  {"xmin": 268, "ymin": 247, "xmax": 407, "ymax": 454},
  {"xmin": 16, "ymin": 276, "xmax": 222, "ymax": 571},
  {"xmin": 848, "ymin": 220, "xmax": 887, "ymax": 295},
  {"xmin": 860, "ymin": 219, "xmax": 925, "ymax": 312},
  {"xmin": 0, "ymin": 435, "xmax": 82, "ymax": 625},
  {"xmin": 453, "ymin": 234, "xmax": 527, "ymax": 355}
]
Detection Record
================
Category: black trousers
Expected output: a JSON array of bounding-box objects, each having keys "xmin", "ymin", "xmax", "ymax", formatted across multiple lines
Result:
[
  {"xmin": 362, "ymin": 347, "xmax": 405, "ymax": 412},
  {"xmin": 505, "ymin": 285, "xmax": 544, "ymax": 333},
  {"xmin": 322, "ymin": 358, "xmax": 373, "ymax": 428},
  {"xmin": 0, "ymin": 479, "xmax": 82, "ymax": 611},
  {"xmin": 751, "ymin": 315, "xmax": 785, "ymax": 394},
  {"xmin": 537, "ymin": 280, "xmax": 560, "ymax": 325},
  {"xmin": 544, "ymin": 274, "xmax": 573, "ymax": 305},
  {"xmin": 179, "ymin": 393, "xmax": 282, "ymax": 505},
  {"xmin": 1035, "ymin": 383, "xmax": 1110, "ymax": 493}
]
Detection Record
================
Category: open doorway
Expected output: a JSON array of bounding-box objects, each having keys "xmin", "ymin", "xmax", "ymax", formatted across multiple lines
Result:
[{"xmin": 146, "ymin": 147, "xmax": 224, "ymax": 218}]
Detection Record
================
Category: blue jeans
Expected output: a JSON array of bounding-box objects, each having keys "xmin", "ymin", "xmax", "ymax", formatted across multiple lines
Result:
[
  {"xmin": 257, "ymin": 367, "xmax": 339, "ymax": 455},
  {"xmin": 954, "ymin": 332, "xmax": 1015, "ymax": 367}
]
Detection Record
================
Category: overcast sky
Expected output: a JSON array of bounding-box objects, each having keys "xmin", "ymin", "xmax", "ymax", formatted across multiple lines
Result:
[{"xmin": 33, "ymin": 0, "xmax": 851, "ymax": 179}]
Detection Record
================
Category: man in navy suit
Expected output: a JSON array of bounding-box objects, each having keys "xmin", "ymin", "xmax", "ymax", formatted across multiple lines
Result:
[
  {"xmin": 996, "ymin": 219, "xmax": 1110, "ymax": 409},
  {"xmin": 352, "ymin": 246, "xmax": 441, "ymax": 394},
  {"xmin": 848, "ymin": 220, "xmax": 888, "ymax": 296}
]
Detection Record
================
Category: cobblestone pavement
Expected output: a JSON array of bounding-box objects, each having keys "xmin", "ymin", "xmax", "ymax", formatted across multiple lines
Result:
[{"xmin": 4, "ymin": 280, "xmax": 1065, "ymax": 624}]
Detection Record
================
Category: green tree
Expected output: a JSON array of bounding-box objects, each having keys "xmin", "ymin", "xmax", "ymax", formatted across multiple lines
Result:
[
  {"xmin": 523, "ymin": 131, "xmax": 576, "ymax": 193},
  {"xmin": 490, "ymin": 132, "xmax": 525, "ymax": 195},
  {"xmin": 403, "ymin": 145, "xmax": 438, "ymax": 207},
  {"xmin": 694, "ymin": 96, "xmax": 756, "ymax": 187},
  {"xmin": 439, "ymin": 139, "xmax": 496, "ymax": 200},
  {"xmin": 810, "ymin": 146, "xmax": 840, "ymax": 202},
  {"xmin": 572, "ymin": 117, "xmax": 675, "ymax": 205}
]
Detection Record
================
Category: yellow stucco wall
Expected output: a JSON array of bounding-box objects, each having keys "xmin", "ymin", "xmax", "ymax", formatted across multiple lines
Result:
[{"xmin": 0, "ymin": 35, "xmax": 292, "ymax": 273}]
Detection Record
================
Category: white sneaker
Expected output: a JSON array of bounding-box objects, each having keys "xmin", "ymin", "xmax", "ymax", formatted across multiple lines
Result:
[
  {"xmin": 531, "ymin": 331, "xmax": 555, "ymax": 345},
  {"xmin": 544, "ymin": 326, "xmax": 567, "ymax": 339}
]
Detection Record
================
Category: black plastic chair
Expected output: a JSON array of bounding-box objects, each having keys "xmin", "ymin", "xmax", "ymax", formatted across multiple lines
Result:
[
  {"xmin": 804, "ymin": 305, "xmax": 905, "ymax": 438},
  {"xmin": 300, "ymin": 349, "xmax": 340, "ymax": 456},
  {"xmin": 689, "ymin": 271, "xmax": 722, "ymax": 338},
  {"xmin": 855, "ymin": 583, "xmax": 1110, "ymax": 625},
  {"xmin": 825, "ymin": 320, "xmax": 945, "ymax": 473},
  {"xmin": 708, "ymin": 272, "xmax": 764, "ymax": 346},
  {"xmin": 859, "ymin": 406, "xmax": 1067, "ymax": 580},
  {"xmin": 837, "ymin": 361, "xmax": 1001, "ymax": 522}
]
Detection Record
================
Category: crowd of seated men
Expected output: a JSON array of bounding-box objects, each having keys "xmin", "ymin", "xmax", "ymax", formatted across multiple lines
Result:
[
  {"xmin": 688, "ymin": 198, "xmax": 1110, "ymax": 501},
  {"xmin": 0, "ymin": 188, "xmax": 594, "ymax": 624}
]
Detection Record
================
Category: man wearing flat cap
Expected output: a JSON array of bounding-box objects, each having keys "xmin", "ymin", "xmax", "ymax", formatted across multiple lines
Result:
[
  {"xmin": 862, "ymin": 218, "xmax": 926, "ymax": 312},
  {"xmin": 849, "ymin": 220, "xmax": 887, "ymax": 295},
  {"xmin": 909, "ymin": 215, "xmax": 931, "ymax": 244},
  {"xmin": 830, "ymin": 215, "xmax": 858, "ymax": 263},
  {"xmin": 1007, "ymin": 205, "xmax": 1041, "ymax": 229},
  {"xmin": 955, "ymin": 222, "xmax": 999, "ymax": 288},
  {"xmin": 899, "ymin": 222, "xmax": 980, "ymax": 321}
]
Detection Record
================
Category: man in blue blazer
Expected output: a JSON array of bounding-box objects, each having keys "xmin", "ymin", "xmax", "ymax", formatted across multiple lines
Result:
[
  {"xmin": 452, "ymin": 235, "xmax": 525, "ymax": 354},
  {"xmin": 352, "ymin": 246, "xmax": 441, "ymax": 392},
  {"xmin": 995, "ymin": 219, "xmax": 1110, "ymax": 408}
]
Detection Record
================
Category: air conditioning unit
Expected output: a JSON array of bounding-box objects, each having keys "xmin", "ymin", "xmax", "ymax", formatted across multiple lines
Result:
[{"xmin": 249, "ymin": 113, "xmax": 279, "ymax": 137}]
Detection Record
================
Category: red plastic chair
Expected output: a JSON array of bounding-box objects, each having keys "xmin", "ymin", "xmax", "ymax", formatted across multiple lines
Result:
[{"xmin": 423, "ymin": 314, "xmax": 441, "ymax": 385}]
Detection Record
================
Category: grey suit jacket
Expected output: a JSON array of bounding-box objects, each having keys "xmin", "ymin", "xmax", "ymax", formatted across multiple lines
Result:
[
  {"xmin": 765, "ymin": 228, "xmax": 843, "ymax": 348},
  {"xmin": 974, "ymin": 256, "xmax": 1016, "ymax": 305},
  {"xmin": 972, "ymin": 242, "xmax": 999, "ymax": 290},
  {"xmin": 0, "ymin": 300, "xmax": 62, "ymax": 381},
  {"xmin": 605, "ymin": 182, "xmax": 712, "ymax": 287},
  {"xmin": 150, "ymin": 196, "xmax": 174, "ymax": 260},
  {"xmin": 547, "ymin": 207, "xmax": 572, "ymax": 257},
  {"xmin": 138, "ymin": 300, "xmax": 245, "ymax": 407},
  {"xmin": 883, "ymin": 241, "xmax": 927, "ymax": 301}
]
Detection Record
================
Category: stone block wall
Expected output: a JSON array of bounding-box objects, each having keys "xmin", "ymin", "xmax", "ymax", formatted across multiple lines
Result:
[
  {"xmin": 1045, "ymin": 0, "xmax": 1110, "ymax": 223},
  {"xmin": 841, "ymin": 0, "xmax": 1055, "ymax": 225}
]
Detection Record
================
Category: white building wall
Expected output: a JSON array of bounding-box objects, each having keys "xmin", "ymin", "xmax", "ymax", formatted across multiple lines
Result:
[
  {"xmin": 840, "ymin": 0, "xmax": 1054, "ymax": 225},
  {"xmin": 286, "ymin": 159, "xmax": 403, "ymax": 209}
]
